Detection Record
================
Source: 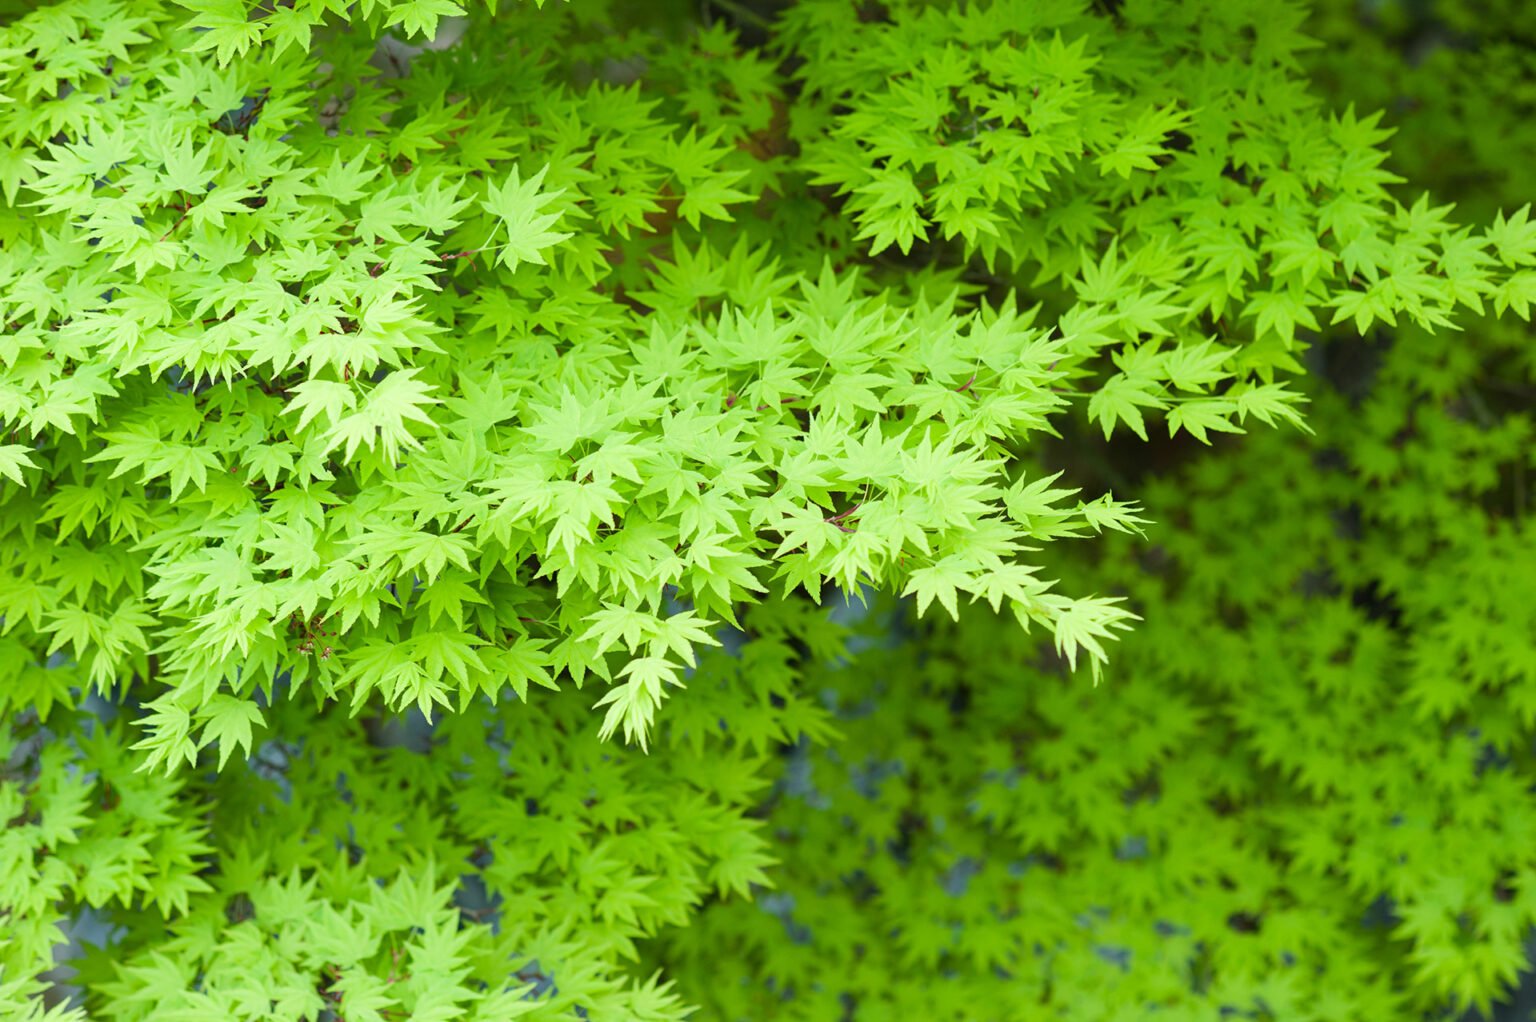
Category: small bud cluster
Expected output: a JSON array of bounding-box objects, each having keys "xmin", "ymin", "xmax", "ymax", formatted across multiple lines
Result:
[{"xmin": 287, "ymin": 612, "xmax": 336, "ymax": 660}]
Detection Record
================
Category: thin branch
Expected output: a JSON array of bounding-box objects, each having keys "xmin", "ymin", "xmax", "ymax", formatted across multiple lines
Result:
[{"xmin": 708, "ymin": 0, "xmax": 773, "ymax": 30}]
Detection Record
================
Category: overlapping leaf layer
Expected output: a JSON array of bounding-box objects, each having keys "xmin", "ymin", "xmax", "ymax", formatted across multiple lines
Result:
[{"xmin": 1, "ymin": 0, "xmax": 1532, "ymax": 1019}]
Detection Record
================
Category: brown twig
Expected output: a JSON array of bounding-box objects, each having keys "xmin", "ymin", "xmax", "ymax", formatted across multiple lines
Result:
[
  {"xmin": 825, "ymin": 502, "xmax": 861, "ymax": 532},
  {"xmin": 159, "ymin": 197, "xmax": 192, "ymax": 242}
]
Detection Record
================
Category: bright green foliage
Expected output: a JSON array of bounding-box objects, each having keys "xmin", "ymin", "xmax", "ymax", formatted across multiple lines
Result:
[
  {"xmin": 6, "ymin": 670, "xmax": 807, "ymax": 1020},
  {"xmin": 1, "ymin": 0, "xmax": 1532, "ymax": 1019}
]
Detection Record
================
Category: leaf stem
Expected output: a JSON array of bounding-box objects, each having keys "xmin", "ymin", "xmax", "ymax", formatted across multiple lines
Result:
[{"xmin": 708, "ymin": 0, "xmax": 773, "ymax": 30}]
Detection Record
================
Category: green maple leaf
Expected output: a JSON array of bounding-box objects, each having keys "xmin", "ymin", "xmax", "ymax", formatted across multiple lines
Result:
[
  {"xmin": 199, "ymin": 694, "xmax": 265, "ymax": 769},
  {"xmin": 0, "ymin": 444, "xmax": 36, "ymax": 484},
  {"xmin": 1087, "ymin": 375, "xmax": 1165, "ymax": 441},
  {"xmin": 480, "ymin": 163, "xmax": 573, "ymax": 271},
  {"xmin": 386, "ymin": 0, "xmax": 467, "ymax": 40},
  {"xmin": 1167, "ymin": 399, "xmax": 1245, "ymax": 444},
  {"xmin": 902, "ymin": 556, "xmax": 972, "ymax": 621}
]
